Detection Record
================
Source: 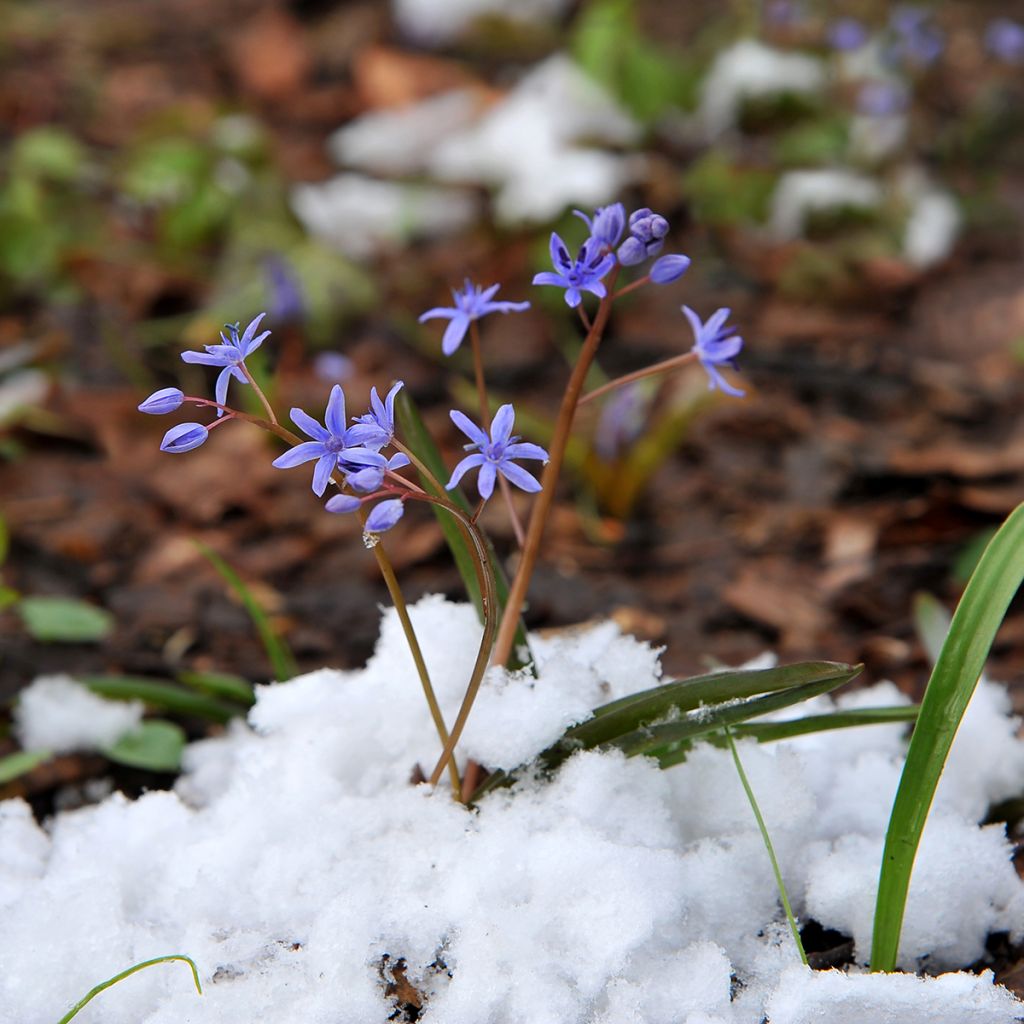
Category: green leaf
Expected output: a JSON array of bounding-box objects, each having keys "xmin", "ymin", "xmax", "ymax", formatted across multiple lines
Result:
[
  {"xmin": 395, "ymin": 390, "xmax": 533, "ymax": 670},
  {"xmin": 17, "ymin": 596, "xmax": 114, "ymax": 643},
  {"xmin": 0, "ymin": 748, "xmax": 52, "ymax": 785},
  {"xmin": 177, "ymin": 669, "xmax": 255, "ymax": 706},
  {"xmin": 871, "ymin": 501, "xmax": 1024, "ymax": 972},
  {"xmin": 101, "ymin": 720, "xmax": 185, "ymax": 772},
  {"xmin": 194, "ymin": 542, "xmax": 298, "ymax": 682},
  {"xmin": 0, "ymin": 585, "xmax": 19, "ymax": 612},
  {"xmin": 474, "ymin": 661, "xmax": 861, "ymax": 798},
  {"xmin": 81, "ymin": 675, "xmax": 240, "ymax": 723},
  {"xmin": 12, "ymin": 126, "xmax": 86, "ymax": 183}
]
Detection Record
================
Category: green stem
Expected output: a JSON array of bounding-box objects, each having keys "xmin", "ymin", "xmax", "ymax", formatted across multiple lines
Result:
[
  {"xmin": 724, "ymin": 726, "xmax": 807, "ymax": 966},
  {"xmin": 57, "ymin": 955, "xmax": 201, "ymax": 1024},
  {"xmin": 491, "ymin": 271, "xmax": 620, "ymax": 668}
]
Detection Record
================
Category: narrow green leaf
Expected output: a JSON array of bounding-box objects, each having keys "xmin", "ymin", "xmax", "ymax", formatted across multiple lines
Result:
[
  {"xmin": 655, "ymin": 705, "xmax": 919, "ymax": 767},
  {"xmin": 56, "ymin": 955, "xmax": 202, "ymax": 1024},
  {"xmin": 0, "ymin": 748, "xmax": 52, "ymax": 785},
  {"xmin": 871, "ymin": 501, "xmax": 1024, "ymax": 972},
  {"xmin": 194, "ymin": 542, "xmax": 298, "ymax": 682},
  {"xmin": 101, "ymin": 720, "xmax": 185, "ymax": 772},
  {"xmin": 177, "ymin": 669, "xmax": 255, "ymax": 706},
  {"xmin": 17, "ymin": 596, "xmax": 114, "ymax": 643},
  {"xmin": 81, "ymin": 675, "xmax": 239, "ymax": 723},
  {"xmin": 396, "ymin": 390, "xmax": 532, "ymax": 669}
]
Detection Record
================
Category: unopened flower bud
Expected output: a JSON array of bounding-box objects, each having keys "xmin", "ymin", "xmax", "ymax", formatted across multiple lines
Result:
[
  {"xmin": 159, "ymin": 422, "xmax": 209, "ymax": 454},
  {"xmin": 325, "ymin": 494, "xmax": 362, "ymax": 514},
  {"xmin": 365, "ymin": 499, "xmax": 405, "ymax": 533},
  {"xmin": 139, "ymin": 388, "xmax": 185, "ymax": 415},
  {"xmin": 650, "ymin": 254, "xmax": 692, "ymax": 284}
]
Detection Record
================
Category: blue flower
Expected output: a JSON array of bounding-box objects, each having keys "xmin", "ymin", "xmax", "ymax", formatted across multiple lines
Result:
[
  {"xmin": 419, "ymin": 281, "xmax": 531, "ymax": 356},
  {"xmin": 573, "ymin": 203, "xmax": 626, "ymax": 248},
  {"xmin": 682, "ymin": 306, "xmax": 745, "ymax": 398},
  {"xmin": 446, "ymin": 404, "xmax": 548, "ymax": 501},
  {"xmin": 345, "ymin": 453, "xmax": 411, "ymax": 493},
  {"xmin": 986, "ymin": 18, "xmax": 1024, "ymax": 63},
  {"xmin": 887, "ymin": 5, "xmax": 943, "ymax": 66},
  {"xmin": 533, "ymin": 234, "xmax": 616, "ymax": 308},
  {"xmin": 828, "ymin": 17, "xmax": 868, "ymax": 51},
  {"xmin": 272, "ymin": 384, "xmax": 385, "ymax": 497},
  {"xmin": 350, "ymin": 381, "xmax": 404, "ymax": 449},
  {"xmin": 160, "ymin": 422, "xmax": 209, "ymax": 453},
  {"xmin": 617, "ymin": 208, "xmax": 670, "ymax": 266},
  {"xmin": 139, "ymin": 388, "xmax": 185, "ymax": 415},
  {"xmin": 181, "ymin": 313, "xmax": 271, "ymax": 415}
]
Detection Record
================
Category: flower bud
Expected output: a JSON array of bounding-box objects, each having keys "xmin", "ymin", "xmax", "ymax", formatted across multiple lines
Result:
[
  {"xmin": 650, "ymin": 254, "xmax": 692, "ymax": 284},
  {"xmin": 139, "ymin": 388, "xmax": 185, "ymax": 415},
  {"xmin": 159, "ymin": 422, "xmax": 209, "ymax": 454},
  {"xmin": 364, "ymin": 499, "xmax": 404, "ymax": 533},
  {"xmin": 325, "ymin": 494, "xmax": 362, "ymax": 514}
]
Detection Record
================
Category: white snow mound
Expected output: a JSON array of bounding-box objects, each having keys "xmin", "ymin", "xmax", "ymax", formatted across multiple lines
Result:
[{"xmin": 2, "ymin": 598, "xmax": 1022, "ymax": 1023}]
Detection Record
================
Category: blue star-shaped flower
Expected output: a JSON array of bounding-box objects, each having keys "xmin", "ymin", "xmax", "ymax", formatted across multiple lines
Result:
[
  {"xmin": 350, "ymin": 381, "xmax": 404, "ymax": 450},
  {"xmin": 419, "ymin": 281, "xmax": 531, "ymax": 356},
  {"xmin": 445, "ymin": 404, "xmax": 548, "ymax": 501},
  {"xmin": 180, "ymin": 313, "xmax": 271, "ymax": 415},
  {"xmin": 272, "ymin": 385, "xmax": 385, "ymax": 496},
  {"xmin": 533, "ymin": 234, "xmax": 616, "ymax": 308},
  {"xmin": 683, "ymin": 306, "xmax": 745, "ymax": 398}
]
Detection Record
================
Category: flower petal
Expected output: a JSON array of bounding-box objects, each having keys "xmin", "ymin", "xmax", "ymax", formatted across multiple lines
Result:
[
  {"xmin": 272, "ymin": 441, "xmax": 327, "ymax": 468},
  {"xmin": 449, "ymin": 409, "xmax": 488, "ymax": 448},
  {"xmin": 490, "ymin": 404, "xmax": 515, "ymax": 446},
  {"xmin": 291, "ymin": 407, "xmax": 330, "ymax": 442},
  {"xmin": 418, "ymin": 307, "xmax": 458, "ymax": 323},
  {"xmin": 325, "ymin": 384, "xmax": 347, "ymax": 438},
  {"xmin": 181, "ymin": 350, "xmax": 229, "ymax": 367},
  {"xmin": 239, "ymin": 312, "xmax": 267, "ymax": 347},
  {"xmin": 498, "ymin": 460, "xmax": 542, "ymax": 493},
  {"xmin": 532, "ymin": 271, "xmax": 569, "ymax": 288},
  {"xmin": 160, "ymin": 422, "xmax": 209, "ymax": 454},
  {"xmin": 441, "ymin": 315, "xmax": 471, "ymax": 356},
  {"xmin": 214, "ymin": 366, "xmax": 233, "ymax": 415},
  {"xmin": 477, "ymin": 461, "xmax": 497, "ymax": 500},
  {"xmin": 445, "ymin": 453, "xmax": 485, "ymax": 490},
  {"xmin": 312, "ymin": 453, "xmax": 337, "ymax": 496},
  {"xmin": 504, "ymin": 441, "xmax": 548, "ymax": 462}
]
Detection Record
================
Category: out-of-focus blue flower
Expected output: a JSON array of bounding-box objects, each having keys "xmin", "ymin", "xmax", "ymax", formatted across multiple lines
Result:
[
  {"xmin": 446, "ymin": 404, "xmax": 548, "ymax": 501},
  {"xmin": 160, "ymin": 422, "xmax": 209, "ymax": 453},
  {"xmin": 265, "ymin": 256, "xmax": 304, "ymax": 323},
  {"xmin": 272, "ymin": 384, "xmax": 385, "ymax": 497},
  {"xmin": 617, "ymin": 208, "xmax": 670, "ymax": 266},
  {"xmin": 594, "ymin": 383, "xmax": 648, "ymax": 462},
  {"xmin": 181, "ymin": 313, "xmax": 271, "ymax": 415},
  {"xmin": 986, "ymin": 18, "xmax": 1024, "ymax": 63},
  {"xmin": 887, "ymin": 5, "xmax": 943, "ymax": 66},
  {"xmin": 828, "ymin": 17, "xmax": 868, "ymax": 51},
  {"xmin": 650, "ymin": 254, "xmax": 692, "ymax": 285},
  {"xmin": 573, "ymin": 203, "xmax": 626, "ymax": 248},
  {"xmin": 856, "ymin": 80, "xmax": 908, "ymax": 117},
  {"xmin": 325, "ymin": 494, "xmax": 405, "ymax": 534},
  {"xmin": 139, "ymin": 388, "xmax": 185, "ymax": 415},
  {"xmin": 533, "ymin": 234, "xmax": 616, "ymax": 308},
  {"xmin": 314, "ymin": 351, "xmax": 354, "ymax": 383},
  {"xmin": 351, "ymin": 381, "xmax": 404, "ymax": 449},
  {"xmin": 419, "ymin": 280, "xmax": 531, "ymax": 356},
  {"xmin": 682, "ymin": 306, "xmax": 745, "ymax": 398},
  {"xmin": 764, "ymin": 0, "xmax": 804, "ymax": 27}
]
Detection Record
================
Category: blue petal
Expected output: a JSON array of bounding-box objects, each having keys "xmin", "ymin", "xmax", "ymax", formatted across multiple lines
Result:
[
  {"xmin": 441, "ymin": 315, "xmax": 471, "ymax": 356},
  {"xmin": 449, "ymin": 409, "xmax": 488, "ymax": 448},
  {"xmin": 365, "ymin": 499, "xmax": 404, "ymax": 533},
  {"xmin": 445, "ymin": 452, "xmax": 485, "ymax": 490},
  {"xmin": 181, "ymin": 350, "xmax": 229, "ymax": 367},
  {"xmin": 477, "ymin": 461, "xmax": 497, "ymax": 500},
  {"xmin": 291, "ymin": 407, "xmax": 330, "ymax": 442},
  {"xmin": 160, "ymin": 422, "xmax": 209, "ymax": 453},
  {"xmin": 490, "ymin": 404, "xmax": 515, "ymax": 446},
  {"xmin": 272, "ymin": 441, "xmax": 327, "ymax": 468},
  {"xmin": 498, "ymin": 460, "xmax": 542, "ymax": 493},
  {"xmin": 325, "ymin": 384, "xmax": 347, "ymax": 438},
  {"xmin": 312, "ymin": 453, "xmax": 337, "ymax": 496},
  {"xmin": 504, "ymin": 441, "xmax": 548, "ymax": 462},
  {"xmin": 214, "ymin": 366, "xmax": 233, "ymax": 415}
]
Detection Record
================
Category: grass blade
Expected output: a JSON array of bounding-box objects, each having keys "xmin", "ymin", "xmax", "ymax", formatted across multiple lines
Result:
[
  {"xmin": 0, "ymin": 748, "xmax": 52, "ymax": 785},
  {"xmin": 194, "ymin": 542, "xmax": 298, "ymax": 682},
  {"xmin": 871, "ymin": 501, "xmax": 1024, "ymax": 972},
  {"xmin": 81, "ymin": 675, "xmax": 240, "ymax": 723},
  {"xmin": 177, "ymin": 669, "xmax": 255, "ymax": 707}
]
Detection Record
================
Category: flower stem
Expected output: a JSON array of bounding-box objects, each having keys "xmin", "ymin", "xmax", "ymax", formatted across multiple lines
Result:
[
  {"xmin": 723, "ymin": 725, "xmax": 808, "ymax": 966},
  {"xmin": 239, "ymin": 364, "xmax": 278, "ymax": 425},
  {"xmin": 610, "ymin": 274, "xmax": 650, "ymax": 302},
  {"xmin": 490, "ymin": 272, "xmax": 619, "ymax": 668},
  {"xmin": 371, "ymin": 534, "xmax": 461, "ymax": 797},
  {"xmin": 469, "ymin": 320, "xmax": 490, "ymax": 428},
  {"xmin": 577, "ymin": 351, "xmax": 698, "ymax": 407}
]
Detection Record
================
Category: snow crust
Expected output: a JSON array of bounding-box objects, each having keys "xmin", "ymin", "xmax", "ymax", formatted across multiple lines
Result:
[
  {"xmin": 3, "ymin": 598, "xmax": 1023, "ymax": 1023},
  {"xmin": 14, "ymin": 675, "xmax": 143, "ymax": 754}
]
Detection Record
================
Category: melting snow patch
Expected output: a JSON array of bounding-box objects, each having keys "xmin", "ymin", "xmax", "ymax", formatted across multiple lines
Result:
[{"xmin": 2, "ymin": 598, "xmax": 1023, "ymax": 1023}]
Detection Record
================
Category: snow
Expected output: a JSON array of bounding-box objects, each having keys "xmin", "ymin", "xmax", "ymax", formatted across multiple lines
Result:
[
  {"xmin": 13, "ymin": 675, "xmax": 143, "ymax": 754},
  {"xmin": 697, "ymin": 40, "xmax": 825, "ymax": 137},
  {"xmin": 768, "ymin": 168, "xmax": 883, "ymax": 241},
  {"xmin": 3, "ymin": 597, "xmax": 1023, "ymax": 1023}
]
